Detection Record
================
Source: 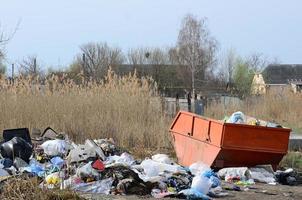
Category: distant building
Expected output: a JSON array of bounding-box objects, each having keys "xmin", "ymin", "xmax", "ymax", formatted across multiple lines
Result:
[{"xmin": 251, "ymin": 64, "xmax": 302, "ymax": 94}]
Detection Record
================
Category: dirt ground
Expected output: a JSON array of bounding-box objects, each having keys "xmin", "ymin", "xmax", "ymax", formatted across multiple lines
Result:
[{"xmin": 83, "ymin": 183, "xmax": 302, "ymax": 200}]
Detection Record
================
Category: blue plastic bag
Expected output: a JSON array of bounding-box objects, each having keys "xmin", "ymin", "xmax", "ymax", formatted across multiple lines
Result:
[
  {"xmin": 50, "ymin": 156, "xmax": 65, "ymax": 168},
  {"xmin": 179, "ymin": 188, "xmax": 210, "ymax": 200}
]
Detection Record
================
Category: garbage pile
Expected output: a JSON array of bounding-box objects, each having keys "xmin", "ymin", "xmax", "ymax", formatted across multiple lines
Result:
[
  {"xmin": 0, "ymin": 127, "xmax": 300, "ymax": 199},
  {"xmin": 0, "ymin": 127, "xmax": 226, "ymax": 199},
  {"xmin": 225, "ymin": 111, "xmax": 283, "ymax": 128}
]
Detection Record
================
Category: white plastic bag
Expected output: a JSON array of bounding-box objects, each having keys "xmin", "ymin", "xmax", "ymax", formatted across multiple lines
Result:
[
  {"xmin": 140, "ymin": 159, "xmax": 185, "ymax": 177},
  {"xmin": 105, "ymin": 152, "xmax": 135, "ymax": 166},
  {"xmin": 191, "ymin": 175, "xmax": 212, "ymax": 194},
  {"xmin": 189, "ymin": 162, "xmax": 211, "ymax": 176},
  {"xmin": 218, "ymin": 167, "xmax": 250, "ymax": 181},
  {"xmin": 249, "ymin": 167, "xmax": 276, "ymax": 184},
  {"xmin": 227, "ymin": 111, "xmax": 245, "ymax": 124},
  {"xmin": 41, "ymin": 139, "xmax": 68, "ymax": 156}
]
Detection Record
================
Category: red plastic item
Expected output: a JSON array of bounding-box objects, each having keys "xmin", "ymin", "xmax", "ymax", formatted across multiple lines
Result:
[
  {"xmin": 169, "ymin": 111, "xmax": 291, "ymax": 170},
  {"xmin": 92, "ymin": 159, "xmax": 105, "ymax": 171}
]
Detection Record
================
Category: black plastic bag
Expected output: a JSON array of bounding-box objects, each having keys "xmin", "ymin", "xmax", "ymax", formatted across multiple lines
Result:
[{"xmin": 0, "ymin": 137, "xmax": 33, "ymax": 163}]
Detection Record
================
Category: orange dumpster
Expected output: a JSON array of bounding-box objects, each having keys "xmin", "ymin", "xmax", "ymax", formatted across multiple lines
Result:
[{"xmin": 169, "ymin": 111, "xmax": 291, "ymax": 170}]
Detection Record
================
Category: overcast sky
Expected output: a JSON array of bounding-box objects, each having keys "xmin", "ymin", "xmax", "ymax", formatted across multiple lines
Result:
[{"xmin": 0, "ymin": 0, "xmax": 301, "ymax": 70}]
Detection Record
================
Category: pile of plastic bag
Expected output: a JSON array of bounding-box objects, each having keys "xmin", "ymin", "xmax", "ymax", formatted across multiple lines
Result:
[
  {"xmin": 0, "ymin": 127, "xmax": 226, "ymax": 199},
  {"xmin": 225, "ymin": 111, "xmax": 283, "ymax": 128}
]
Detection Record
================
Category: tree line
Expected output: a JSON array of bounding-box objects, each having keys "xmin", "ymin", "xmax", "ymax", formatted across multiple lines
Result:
[{"xmin": 0, "ymin": 14, "xmax": 279, "ymax": 97}]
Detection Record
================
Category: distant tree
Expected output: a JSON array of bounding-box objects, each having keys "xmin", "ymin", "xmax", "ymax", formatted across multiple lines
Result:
[
  {"xmin": 127, "ymin": 47, "xmax": 149, "ymax": 65},
  {"xmin": 222, "ymin": 48, "xmax": 237, "ymax": 84},
  {"xmin": 233, "ymin": 58, "xmax": 254, "ymax": 97},
  {"xmin": 73, "ymin": 42, "xmax": 124, "ymax": 81},
  {"xmin": 19, "ymin": 55, "xmax": 43, "ymax": 77},
  {"xmin": 0, "ymin": 21, "xmax": 19, "ymax": 59},
  {"xmin": 0, "ymin": 61, "xmax": 6, "ymax": 75},
  {"xmin": 172, "ymin": 14, "xmax": 218, "ymax": 95},
  {"xmin": 0, "ymin": 24, "xmax": 10, "ymax": 74},
  {"xmin": 246, "ymin": 53, "xmax": 272, "ymax": 72}
]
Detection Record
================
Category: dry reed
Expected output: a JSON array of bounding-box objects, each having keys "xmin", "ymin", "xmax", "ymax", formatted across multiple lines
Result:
[
  {"xmin": 0, "ymin": 69, "xmax": 172, "ymax": 154},
  {"xmin": 205, "ymin": 90, "xmax": 302, "ymax": 132}
]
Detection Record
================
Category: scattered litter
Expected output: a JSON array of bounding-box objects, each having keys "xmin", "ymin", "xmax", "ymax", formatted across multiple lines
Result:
[{"xmin": 0, "ymin": 126, "xmax": 298, "ymax": 199}]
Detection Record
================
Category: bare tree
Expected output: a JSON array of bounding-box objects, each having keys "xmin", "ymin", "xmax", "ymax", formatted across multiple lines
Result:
[
  {"xmin": 127, "ymin": 47, "xmax": 150, "ymax": 65},
  {"xmin": 246, "ymin": 53, "xmax": 270, "ymax": 72},
  {"xmin": 19, "ymin": 55, "xmax": 42, "ymax": 77},
  {"xmin": 222, "ymin": 48, "xmax": 237, "ymax": 83},
  {"xmin": 0, "ymin": 21, "xmax": 20, "ymax": 58},
  {"xmin": 173, "ymin": 14, "xmax": 218, "ymax": 95},
  {"xmin": 77, "ymin": 42, "xmax": 124, "ymax": 81}
]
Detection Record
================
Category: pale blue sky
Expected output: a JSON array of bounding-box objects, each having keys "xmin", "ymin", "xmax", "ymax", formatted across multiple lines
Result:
[{"xmin": 0, "ymin": 0, "xmax": 301, "ymax": 70}]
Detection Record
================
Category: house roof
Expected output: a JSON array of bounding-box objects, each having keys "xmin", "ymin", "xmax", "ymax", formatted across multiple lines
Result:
[{"xmin": 263, "ymin": 64, "xmax": 302, "ymax": 84}]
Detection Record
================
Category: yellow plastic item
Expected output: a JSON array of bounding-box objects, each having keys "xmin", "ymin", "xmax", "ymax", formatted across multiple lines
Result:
[{"xmin": 45, "ymin": 173, "xmax": 61, "ymax": 184}]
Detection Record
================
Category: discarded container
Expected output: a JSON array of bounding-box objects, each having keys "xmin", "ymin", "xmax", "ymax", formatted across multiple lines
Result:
[
  {"xmin": 3, "ymin": 128, "xmax": 32, "ymax": 144},
  {"xmin": 169, "ymin": 111, "xmax": 291, "ymax": 170}
]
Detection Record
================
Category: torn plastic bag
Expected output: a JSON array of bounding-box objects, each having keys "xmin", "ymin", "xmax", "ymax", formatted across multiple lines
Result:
[
  {"xmin": 72, "ymin": 178, "xmax": 113, "ymax": 194},
  {"xmin": 41, "ymin": 139, "xmax": 68, "ymax": 157},
  {"xmin": 0, "ymin": 137, "xmax": 33, "ymax": 162}
]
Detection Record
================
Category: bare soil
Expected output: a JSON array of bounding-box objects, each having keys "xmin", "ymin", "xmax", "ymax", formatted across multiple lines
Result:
[{"xmin": 81, "ymin": 183, "xmax": 302, "ymax": 200}]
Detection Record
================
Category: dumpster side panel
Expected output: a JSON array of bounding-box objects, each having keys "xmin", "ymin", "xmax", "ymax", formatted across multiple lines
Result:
[
  {"xmin": 192, "ymin": 118, "xmax": 210, "ymax": 141},
  {"xmin": 208, "ymin": 121, "xmax": 224, "ymax": 147},
  {"xmin": 171, "ymin": 132, "xmax": 221, "ymax": 166},
  {"xmin": 170, "ymin": 112, "xmax": 193, "ymax": 136},
  {"xmin": 222, "ymin": 124, "xmax": 290, "ymax": 153},
  {"xmin": 214, "ymin": 149, "xmax": 286, "ymax": 169}
]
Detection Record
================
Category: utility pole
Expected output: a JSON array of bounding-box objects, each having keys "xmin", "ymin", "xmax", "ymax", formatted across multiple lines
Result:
[
  {"xmin": 11, "ymin": 63, "xmax": 14, "ymax": 84},
  {"xmin": 33, "ymin": 58, "xmax": 37, "ymax": 74},
  {"xmin": 82, "ymin": 53, "xmax": 86, "ymax": 83}
]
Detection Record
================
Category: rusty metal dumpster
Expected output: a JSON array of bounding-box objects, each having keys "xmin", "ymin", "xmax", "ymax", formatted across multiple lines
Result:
[{"xmin": 169, "ymin": 111, "xmax": 291, "ymax": 169}]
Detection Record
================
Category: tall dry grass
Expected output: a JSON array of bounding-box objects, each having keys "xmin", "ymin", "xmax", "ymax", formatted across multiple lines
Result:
[
  {"xmin": 205, "ymin": 90, "xmax": 302, "ymax": 132},
  {"xmin": 0, "ymin": 70, "xmax": 171, "ymax": 152}
]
